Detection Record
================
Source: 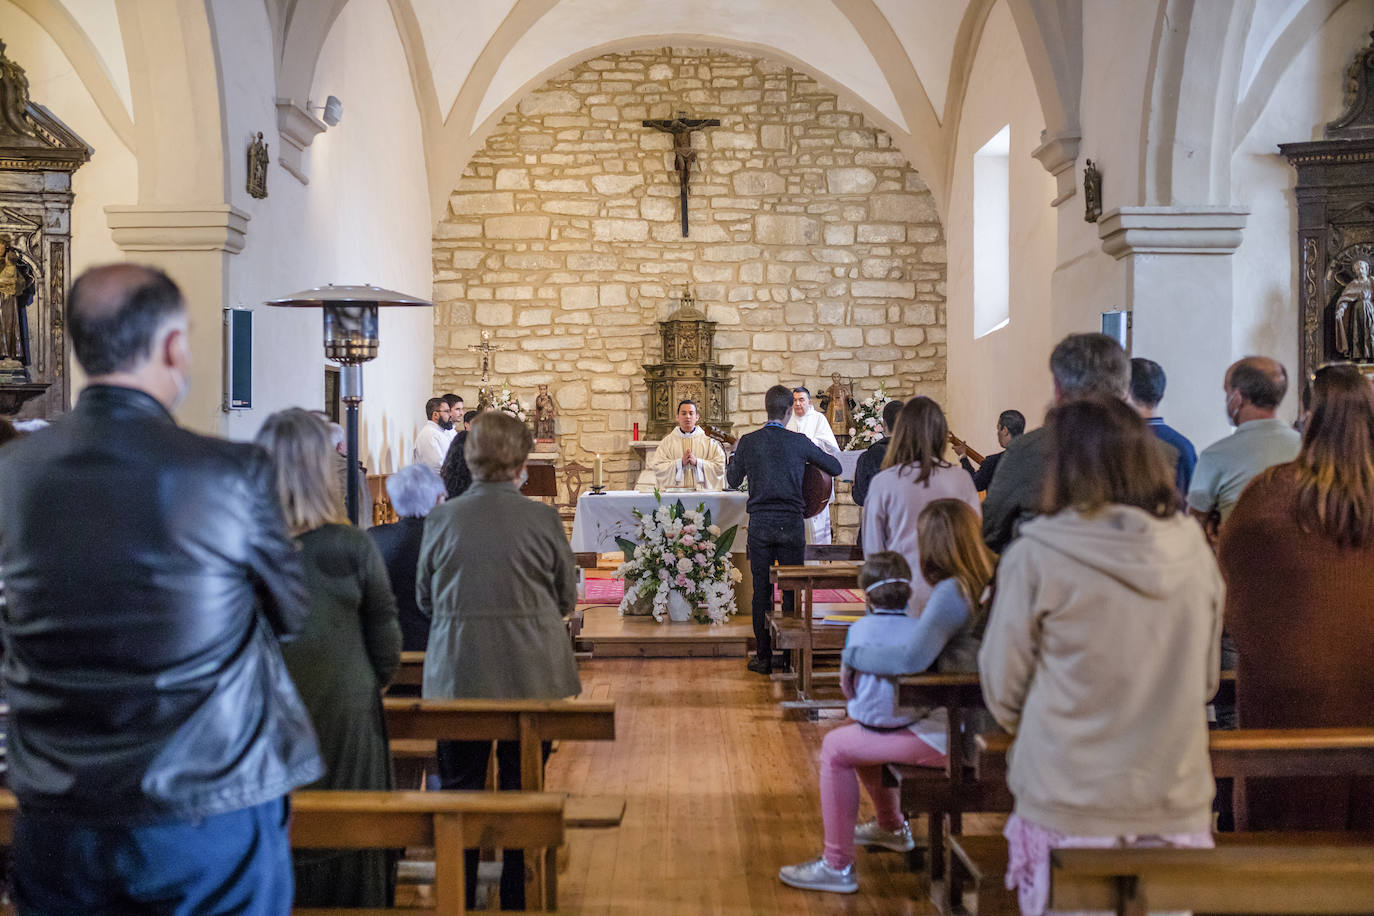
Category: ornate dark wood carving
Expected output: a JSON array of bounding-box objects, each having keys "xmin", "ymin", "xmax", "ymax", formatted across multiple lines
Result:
[
  {"xmin": 642, "ymin": 289, "xmax": 733, "ymax": 440},
  {"xmin": 1281, "ymin": 28, "xmax": 1374, "ymax": 381}
]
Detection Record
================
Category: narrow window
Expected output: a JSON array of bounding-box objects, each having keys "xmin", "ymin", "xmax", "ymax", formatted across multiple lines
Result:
[{"xmin": 973, "ymin": 125, "xmax": 1010, "ymax": 338}]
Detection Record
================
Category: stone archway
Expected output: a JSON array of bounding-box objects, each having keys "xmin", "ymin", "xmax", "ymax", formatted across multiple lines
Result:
[{"xmin": 432, "ymin": 46, "xmax": 948, "ymax": 532}]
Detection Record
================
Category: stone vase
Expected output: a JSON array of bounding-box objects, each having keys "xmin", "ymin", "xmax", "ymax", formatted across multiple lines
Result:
[{"xmin": 666, "ymin": 589, "xmax": 693, "ymax": 623}]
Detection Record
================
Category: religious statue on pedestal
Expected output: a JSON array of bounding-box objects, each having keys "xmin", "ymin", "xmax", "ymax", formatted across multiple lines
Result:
[
  {"xmin": 822, "ymin": 372, "xmax": 855, "ymax": 439},
  {"xmin": 0, "ymin": 239, "xmax": 35, "ymax": 381},
  {"xmin": 534, "ymin": 384, "xmax": 557, "ymax": 441},
  {"xmin": 1334, "ymin": 259, "xmax": 1374, "ymax": 360}
]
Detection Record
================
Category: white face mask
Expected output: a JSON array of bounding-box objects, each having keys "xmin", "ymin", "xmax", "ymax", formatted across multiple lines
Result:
[
  {"xmin": 516, "ymin": 467, "xmax": 529, "ymax": 489},
  {"xmin": 169, "ymin": 363, "xmax": 190, "ymax": 413}
]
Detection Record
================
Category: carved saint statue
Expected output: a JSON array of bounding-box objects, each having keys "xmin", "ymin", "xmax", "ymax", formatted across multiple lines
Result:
[
  {"xmin": 823, "ymin": 372, "xmax": 855, "ymax": 438},
  {"xmin": 534, "ymin": 384, "xmax": 558, "ymax": 441},
  {"xmin": 247, "ymin": 132, "xmax": 269, "ymax": 199},
  {"xmin": 0, "ymin": 241, "xmax": 35, "ymax": 369},
  {"xmin": 1335, "ymin": 259, "xmax": 1374, "ymax": 360}
]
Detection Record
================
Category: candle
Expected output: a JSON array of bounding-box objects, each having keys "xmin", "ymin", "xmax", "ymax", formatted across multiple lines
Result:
[
  {"xmin": 594, "ymin": 454, "xmax": 604, "ymax": 488},
  {"xmin": 633, "ymin": 422, "xmax": 639, "ymax": 441}
]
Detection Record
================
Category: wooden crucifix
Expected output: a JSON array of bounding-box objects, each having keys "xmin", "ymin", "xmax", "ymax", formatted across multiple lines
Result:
[{"xmin": 642, "ymin": 111, "xmax": 720, "ymax": 236}]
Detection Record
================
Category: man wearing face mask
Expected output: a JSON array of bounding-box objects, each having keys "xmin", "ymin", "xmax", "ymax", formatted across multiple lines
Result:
[
  {"xmin": 1187, "ymin": 356, "xmax": 1301, "ymax": 545},
  {"xmin": 0, "ymin": 264, "xmax": 322, "ymax": 913}
]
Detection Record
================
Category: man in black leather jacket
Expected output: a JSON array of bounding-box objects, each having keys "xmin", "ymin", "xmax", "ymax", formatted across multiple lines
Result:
[{"xmin": 0, "ymin": 264, "xmax": 323, "ymax": 913}]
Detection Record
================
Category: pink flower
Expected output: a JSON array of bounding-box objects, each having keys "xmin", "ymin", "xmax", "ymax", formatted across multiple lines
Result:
[
  {"xmin": 695, "ymin": 553, "xmax": 709, "ymax": 566},
  {"xmin": 681, "ymin": 535, "xmax": 696, "ymax": 547},
  {"xmin": 675, "ymin": 573, "xmax": 688, "ymax": 586},
  {"xmin": 658, "ymin": 569, "xmax": 670, "ymax": 581}
]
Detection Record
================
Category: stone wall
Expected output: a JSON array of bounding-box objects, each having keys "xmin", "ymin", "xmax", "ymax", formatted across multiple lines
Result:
[{"xmin": 433, "ymin": 48, "xmax": 947, "ymax": 539}]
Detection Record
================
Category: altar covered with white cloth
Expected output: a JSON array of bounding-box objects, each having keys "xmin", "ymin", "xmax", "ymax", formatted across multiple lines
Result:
[{"xmin": 570, "ymin": 490, "xmax": 749, "ymax": 553}]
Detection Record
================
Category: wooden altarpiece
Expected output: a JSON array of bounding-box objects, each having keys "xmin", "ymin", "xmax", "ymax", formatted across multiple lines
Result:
[
  {"xmin": 1281, "ymin": 30, "xmax": 1374, "ymax": 382},
  {"xmin": 642, "ymin": 290, "xmax": 733, "ymax": 440},
  {"xmin": 0, "ymin": 41, "xmax": 90, "ymax": 418}
]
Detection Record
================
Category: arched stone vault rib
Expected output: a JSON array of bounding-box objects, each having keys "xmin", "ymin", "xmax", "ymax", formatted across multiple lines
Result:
[
  {"xmin": 275, "ymin": 0, "xmax": 350, "ymax": 107},
  {"xmin": 384, "ymin": 0, "xmax": 441, "ymax": 178},
  {"xmin": 1140, "ymin": 0, "xmax": 1251, "ymax": 206},
  {"xmin": 1233, "ymin": 0, "xmax": 1351, "ymax": 149},
  {"xmin": 1004, "ymin": 0, "xmax": 1082, "ymax": 140},
  {"xmin": 429, "ymin": 34, "xmax": 945, "ymax": 232},
  {"xmin": 9, "ymin": 0, "xmax": 136, "ymax": 151},
  {"xmin": 939, "ymin": 0, "xmax": 999, "ymax": 196},
  {"xmin": 831, "ymin": 0, "xmax": 947, "ymax": 210}
]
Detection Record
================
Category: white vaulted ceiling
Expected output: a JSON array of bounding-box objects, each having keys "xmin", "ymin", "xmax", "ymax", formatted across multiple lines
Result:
[{"xmin": 873, "ymin": 0, "xmax": 971, "ymax": 119}]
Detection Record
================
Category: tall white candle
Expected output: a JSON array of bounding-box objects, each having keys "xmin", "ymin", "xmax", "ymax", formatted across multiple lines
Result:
[{"xmin": 594, "ymin": 453, "xmax": 604, "ymax": 488}]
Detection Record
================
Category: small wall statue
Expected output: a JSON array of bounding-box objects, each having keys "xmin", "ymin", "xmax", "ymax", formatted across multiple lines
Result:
[
  {"xmin": 1335, "ymin": 259, "xmax": 1374, "ymax": 360},
  {"xmin": 534, "ymin": 383, "xmax": 557, "ymax": 441}
]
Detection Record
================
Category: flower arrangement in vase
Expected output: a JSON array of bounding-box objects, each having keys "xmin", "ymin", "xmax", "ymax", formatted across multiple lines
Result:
[
  {"xmin": 614, "ymin": 492, "xmax": 741, "ymax": 624},
  {"xmin": 845, "ymin": 384, "xmax": 894, "ymax": 451},
  {"xmin": 490, "ymin": 383, "xmax": 528, "ymax": 424}
]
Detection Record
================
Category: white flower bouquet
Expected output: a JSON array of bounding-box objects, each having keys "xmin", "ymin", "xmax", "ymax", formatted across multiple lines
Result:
[
  {"xmin": 614, "ymin": 492, "xmax": 741, "ymax": 624},
  {"xmin": 845, "ymin": 384, "xmax": 894, "ymax": 451},
  {"xmin": 490, "ymin": 383, "xmax": 528, "ymax": 424}
]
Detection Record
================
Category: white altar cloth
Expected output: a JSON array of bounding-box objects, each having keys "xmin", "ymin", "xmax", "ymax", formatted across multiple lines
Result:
[
  {"xmin": 837, "ymin": 449, "xmax": 863, "ymax": 482},
  {"xmin": 570, "ymin": 490, "xmax": 749, "ymax": 553}
]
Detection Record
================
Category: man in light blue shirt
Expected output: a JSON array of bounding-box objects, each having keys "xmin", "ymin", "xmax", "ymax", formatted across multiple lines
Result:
[{"xmin": 1187, "ymin": 356, "xmax": 1301, "ymax": 541}]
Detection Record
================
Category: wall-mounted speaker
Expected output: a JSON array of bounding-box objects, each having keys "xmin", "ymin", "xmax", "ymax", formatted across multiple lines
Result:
[{"xmin": 224, "ymin": 308, "xmax": 252, "ymax": 410}]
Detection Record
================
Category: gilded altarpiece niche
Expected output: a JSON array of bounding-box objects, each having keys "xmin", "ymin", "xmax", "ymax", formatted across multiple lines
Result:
[
  {"xmin": 1282, "ymin": 29, "xmax": 1374, "ymax": 381},
  {"xmin": 0, "ymin": 40, "xmax": 90, "ymax": 418},
  {"xmin": 642, "ymin": 292, "xmax": 733, "ymax": 440}
]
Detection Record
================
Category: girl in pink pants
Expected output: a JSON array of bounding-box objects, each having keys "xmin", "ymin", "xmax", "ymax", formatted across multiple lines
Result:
[{"xmin": 780, "ymin": 501, "xmax": 994, "ymax": 895}]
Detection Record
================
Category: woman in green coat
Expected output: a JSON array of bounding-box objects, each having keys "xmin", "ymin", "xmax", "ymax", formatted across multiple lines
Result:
[
  {"xmin": 417, "ymin": 410, "xmax": 581, "ymax": 908},
  {"xmin": 257, "ymin": 409, "xmax": 402, "ymax": 908}
]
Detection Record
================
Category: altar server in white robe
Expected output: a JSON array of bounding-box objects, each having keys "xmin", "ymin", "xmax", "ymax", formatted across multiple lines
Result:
[
  {"xmin": 652, "ymin": 399, "xmax": 727, "ymax": 491},
  {"xmin": 786, "ymin": 387, "xmax": 842, "ymax": 544}
]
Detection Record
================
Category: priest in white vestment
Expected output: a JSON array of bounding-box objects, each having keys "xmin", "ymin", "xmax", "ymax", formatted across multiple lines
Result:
[
  {"xmin": 786, "ymin": 387, "xmax": 841, "ymax": 544},
  {"xmin": 652, "ymin": 399, "xmax": 727, "ymax": 490}
]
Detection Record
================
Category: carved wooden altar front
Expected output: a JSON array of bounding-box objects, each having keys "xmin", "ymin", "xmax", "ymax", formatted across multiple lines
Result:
[{"xmin": 642, "ymin": 292, "xmax": 733, "ymax": 440}]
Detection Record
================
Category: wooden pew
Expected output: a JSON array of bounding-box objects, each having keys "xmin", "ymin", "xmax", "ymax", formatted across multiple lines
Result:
[
  {"xmin": 768, "ymin": 562, "xmax": 861, "ymax": 708},
  {"xmin": 1049, "ymin": 845, "xmax": 1374, "ymax": 915},
  {"xmin": 0, "ymin": 789, "xmax": 564, "ymax": 915},
  {"xmin": 390, "ymin": 651, "xmax": 425, "ymax": 690}
]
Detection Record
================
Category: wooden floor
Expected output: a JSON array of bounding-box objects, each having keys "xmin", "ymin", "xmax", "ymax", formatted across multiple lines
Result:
[{"xmin": 543, "ymin": 657, "xmax": 1003, "ymax": 915}]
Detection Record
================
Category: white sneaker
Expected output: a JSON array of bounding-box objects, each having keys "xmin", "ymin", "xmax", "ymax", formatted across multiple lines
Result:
[
  {"xmin": 854, "ymin": 818, "xmax": 915, "ymax": 852},
  {"xmin": 778, "ymin": 856, "xmax": 858, "ymax": 894}
]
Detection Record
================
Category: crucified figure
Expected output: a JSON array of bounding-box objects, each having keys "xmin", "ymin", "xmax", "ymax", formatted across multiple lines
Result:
[{"xmin": 642, "ymin": 111, "xmax": 720, "ymax": 236}]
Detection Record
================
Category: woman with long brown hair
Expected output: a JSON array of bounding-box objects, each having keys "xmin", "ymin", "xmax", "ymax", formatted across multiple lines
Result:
[
  {"xmin": 1220, "ymin": 363, "xmax": 1374, "ymax": 830},
  {"xmin": 979, "ymin": 397, "xmax": 1222, "ymax": 916},
  {"xmin": 256, "ymin": 408, "xmax": 402, "ymax": 908},
  {"xmin": 861, "ymin": 396, "xmax": 980, "ymax": 612}
]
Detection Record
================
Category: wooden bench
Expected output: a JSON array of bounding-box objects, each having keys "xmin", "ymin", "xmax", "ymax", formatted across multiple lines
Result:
[
  {"xmin": 389, "ymin": 651, "xmax": 426, "ymax": 691},
  {"xmin": 0, "ymin": 789, "xmax": 564, "ymax": 915},
  {"xmin": 951, "ymin": 830, "xmax": 1374, "ymax": 916},
  {"xmin": 768, "ymin": 562, "xmax": 861, "ymax": 708},
  {"xmin": 1049, "ymin": 844, "xmax": 1374, "ymax": 915}
]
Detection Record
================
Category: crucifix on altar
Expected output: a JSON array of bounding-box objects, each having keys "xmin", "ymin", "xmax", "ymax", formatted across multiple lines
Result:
[
  {"xmin": 642, "ymin": 111, "xmax": 720, "ymax": 236},
  {"xmin": 468, "ymin": 330, "xmax": 505, "ymax": 408}
]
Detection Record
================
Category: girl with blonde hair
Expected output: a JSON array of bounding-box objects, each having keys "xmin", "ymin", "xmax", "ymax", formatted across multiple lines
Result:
[{"xmin": 780, "ymin": 499, "xmax": 995, "ymax": 895}]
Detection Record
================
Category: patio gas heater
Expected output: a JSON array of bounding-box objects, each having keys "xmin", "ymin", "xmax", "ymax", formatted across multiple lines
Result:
[{"xmin": 266, "ymin": 284, "xmax": 432, "ymax": 524}]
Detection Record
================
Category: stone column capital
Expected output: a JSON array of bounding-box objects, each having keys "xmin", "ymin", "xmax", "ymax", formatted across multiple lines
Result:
[
  {"xmin": 105, "ymin": 204, "xmax": 250, "ymax": 254},
  {"xmin": 1031, "ymin": 129, "xmax": 1081, "ymax": 206},
  {"xmin": 1098, "ymin": 206, "xmax": 1249, "ymax": 260},
  {"xmin": 275, "ymin": 98, "xmax": 328, "ymax": 184}
]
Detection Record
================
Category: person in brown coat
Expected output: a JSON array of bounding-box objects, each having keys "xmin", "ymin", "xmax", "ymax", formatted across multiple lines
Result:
[{"xmin": 1219, "ymin": 363, "xmax": 1374, "ymax": 830}]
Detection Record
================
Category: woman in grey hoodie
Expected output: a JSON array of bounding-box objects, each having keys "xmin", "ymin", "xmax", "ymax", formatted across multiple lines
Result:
[{"xmin": 979, "ymin": 398, "xmax": 1223, "ymax": 916}]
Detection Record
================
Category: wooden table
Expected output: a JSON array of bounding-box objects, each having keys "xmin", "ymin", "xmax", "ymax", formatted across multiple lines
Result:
[{"xmin": 768, "ymin": 562, "xmax": 861, "ymax": 708}]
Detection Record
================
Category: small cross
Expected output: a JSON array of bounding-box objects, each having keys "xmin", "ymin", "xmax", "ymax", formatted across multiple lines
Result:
[
  {"xmin": 642, "ymin": 111, "xmax": 721, "ymax": 236},
  {"xmin": 467, "ymin": 330, "xmax": 505, "ymax": 384}
]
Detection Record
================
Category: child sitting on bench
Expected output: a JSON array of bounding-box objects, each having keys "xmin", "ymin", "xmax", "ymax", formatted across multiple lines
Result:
[{"xmin": 779, "ymin": 500, "xmax": 994, "ymax": 895}]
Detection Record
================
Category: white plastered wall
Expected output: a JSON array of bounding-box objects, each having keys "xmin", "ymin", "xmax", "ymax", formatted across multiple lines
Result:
[
  {"xmin": 945, "ymin": 0, "xmax": 1056, "ymax": 454},
  {"xmin": 217, "ymin": 0, "xmax": 433, "ymax": 473},
  {"xmin": 1230, "ymin": 0, "xmax": 1374, "ymax": 428},
  {"xmin": 1, "ymin": 0, "xmax": 137, "ymax": 397}
]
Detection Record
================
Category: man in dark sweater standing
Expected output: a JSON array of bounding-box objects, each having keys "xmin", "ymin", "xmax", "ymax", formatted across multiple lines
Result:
[{"xmin": 727, "ymin": 385, "xmax": 843, "ymax": 674}]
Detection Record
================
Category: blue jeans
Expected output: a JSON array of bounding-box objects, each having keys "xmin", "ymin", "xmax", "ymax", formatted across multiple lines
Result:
[{"xmin": 13, "ymin": 797, "xmax": 292, "ymax": 915}]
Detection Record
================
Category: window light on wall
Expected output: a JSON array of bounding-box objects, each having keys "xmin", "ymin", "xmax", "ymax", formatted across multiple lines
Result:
[{"xmin": 973, "ymin": 125, "xmax": 1011, "ymax": 338}]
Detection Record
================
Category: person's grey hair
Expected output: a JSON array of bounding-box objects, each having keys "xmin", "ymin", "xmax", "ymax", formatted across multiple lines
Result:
[
  {"xmin": 255, "ymin": 408, "xmax": 346, "ymax": 535},
  {"xmin": 387, "ymin": 463, "xmax": 446, "ymax": 517},
  {"xmin": 1049, "ymin": 333, "xmax": 1130, "ymax": 400},
  {"xmin": 465, "ymin": 411, "xmax": 533, "ymax": 481},
  {"xmin": 327, "ymin": 422, "xmax": 345, "ymax": 450}
]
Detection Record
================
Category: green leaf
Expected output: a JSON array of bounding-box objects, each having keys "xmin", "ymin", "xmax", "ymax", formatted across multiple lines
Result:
[
  {"xmin": 713, "ymin": 525, "xmax": 738, "ymax": 560},
  {"xmin": 702, "ymin": 506, "xmax": 713, "ymax": 529},
  {"xmin": 672, "ymin": 499, "xmax": 686, "ymax": 519},
  {"xmin": 615, "ymin": 536, "xmax": 638, "ymax": 557}
]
